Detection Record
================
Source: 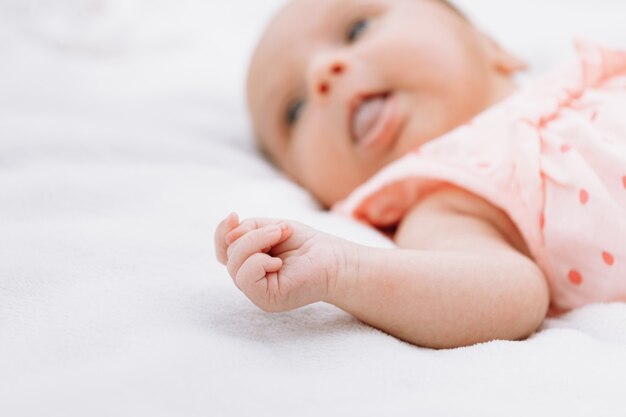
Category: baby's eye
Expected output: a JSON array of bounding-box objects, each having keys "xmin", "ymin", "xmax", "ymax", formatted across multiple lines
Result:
[
  {"xmin": 286, "ymin": 98, "xmax": 306, "ymax": 127},
  {"xmin": 346, "ymin": 18, "xmax": 369, "ymax": 43}
]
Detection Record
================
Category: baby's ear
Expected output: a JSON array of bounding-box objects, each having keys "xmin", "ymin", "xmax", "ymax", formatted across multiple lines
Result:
[{"xmin": 479, "ymin": 32, "xmax": 527, "ymax": 75}]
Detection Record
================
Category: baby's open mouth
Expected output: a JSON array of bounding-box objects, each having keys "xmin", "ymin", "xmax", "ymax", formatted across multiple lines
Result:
[{"xmin": 349, "ymin": 92, "xmax": 399, "ymax": 150}]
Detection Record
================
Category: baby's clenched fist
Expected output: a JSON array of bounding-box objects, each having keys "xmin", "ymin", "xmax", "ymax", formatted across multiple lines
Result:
[{"xmin": 214, "ymin": 214, "xmax": 351, "ymax": 312}]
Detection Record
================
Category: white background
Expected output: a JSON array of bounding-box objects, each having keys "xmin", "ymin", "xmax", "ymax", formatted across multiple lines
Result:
[{"xmin": 2, "ymin": 1, "xmax": 626, "ymax": 416}]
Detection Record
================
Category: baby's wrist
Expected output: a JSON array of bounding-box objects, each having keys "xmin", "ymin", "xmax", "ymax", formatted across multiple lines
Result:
[{"xmin": 323, "ymin": 239, "xmax": 367, "ymax": 306}]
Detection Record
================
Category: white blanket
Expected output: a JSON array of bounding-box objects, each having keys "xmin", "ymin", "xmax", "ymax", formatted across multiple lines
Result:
[{"xmin": 2, "ymin": 1, "xmax": 626, "ymax": 416}]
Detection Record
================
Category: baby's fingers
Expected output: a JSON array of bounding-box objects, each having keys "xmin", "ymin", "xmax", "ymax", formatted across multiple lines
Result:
[
  {"xmin": 225, "ymin": 217, "xmax": 283, "ymax": 245},
  {"xmin": 235, "ymin": 253, "xmax": 283, "ymax": 307},
  {"xmin": 214, "ymin": 212, "xmax": 239, "ymax": 264},
  {"xmin": 226, "ymin": 224, "xmax": 289, "ymax": 279}
]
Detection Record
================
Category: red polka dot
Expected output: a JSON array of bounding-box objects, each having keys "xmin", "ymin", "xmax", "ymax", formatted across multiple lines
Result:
[
  {"xmin": 560, "ymin": 144, "xmax": 572, "ymax": 153},
  {"xmin": 579, "ymin": 189, "xmax": 589, "ymax": 205},
  {"xmin": 568, "ymin": 89, "xmax": 583, "ymax": 100},
  {"xmin": 568, "ymin": 270, "xmax": 583, "ymax": 285},
  {"xmin": 602, "ymin": 252, "xmax": 615, "ymax": 266}
]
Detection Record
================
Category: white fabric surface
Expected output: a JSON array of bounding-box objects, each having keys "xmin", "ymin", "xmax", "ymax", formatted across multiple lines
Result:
[{"xmin": 1, "ymin": 1, "xmax": 626, "ymax": 416}]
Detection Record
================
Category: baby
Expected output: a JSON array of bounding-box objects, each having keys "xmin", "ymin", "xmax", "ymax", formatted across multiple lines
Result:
[{"xmin": 215, "ymin": 0, "xmax": 626, "ymax": 348}]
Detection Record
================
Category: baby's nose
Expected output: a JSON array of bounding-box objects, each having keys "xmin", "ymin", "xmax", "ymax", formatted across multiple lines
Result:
[
  {"xmin": 330, "ymin": 63, "xmax": 345, "ymax": 75},
  {"xmin": 314, "ymin": 60, "xmax": 347, "ymax": 97}
]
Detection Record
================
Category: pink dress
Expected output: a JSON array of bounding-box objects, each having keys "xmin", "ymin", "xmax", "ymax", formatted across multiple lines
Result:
[{"xmin": 333, "ymin": 41, "xmax": 626, "ymax": 313}]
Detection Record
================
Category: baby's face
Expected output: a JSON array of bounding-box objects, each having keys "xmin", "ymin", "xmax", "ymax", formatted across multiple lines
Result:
[{"xmin": 247, "ymin": 0, "xmax": 522, "ymax": 207}]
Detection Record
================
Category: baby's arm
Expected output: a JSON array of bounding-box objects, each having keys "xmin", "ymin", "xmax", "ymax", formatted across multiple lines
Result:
[
  {"xmin": 215, "ymin": 188, "xmax": 549, "ymax": 349},
  {"xmin": 329, "ymin": 187, "xmax": 550, "ymax": 348}
]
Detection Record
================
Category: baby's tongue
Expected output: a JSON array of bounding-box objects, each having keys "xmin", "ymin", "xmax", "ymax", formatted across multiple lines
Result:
[{"xmin": 353, "ymin": 97, "xmax": 386, "ymax": 144}]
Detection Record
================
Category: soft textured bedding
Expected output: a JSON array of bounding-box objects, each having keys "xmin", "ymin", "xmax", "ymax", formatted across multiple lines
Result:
[{"xmin": 1, "ymin": 1, "xmax": 626, "ymax": 416}]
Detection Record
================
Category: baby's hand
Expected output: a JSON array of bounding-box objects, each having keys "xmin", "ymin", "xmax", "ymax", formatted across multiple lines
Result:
[{"xmin": 214, "ymin": 214, "xmax": 349, "ymax": 312}]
